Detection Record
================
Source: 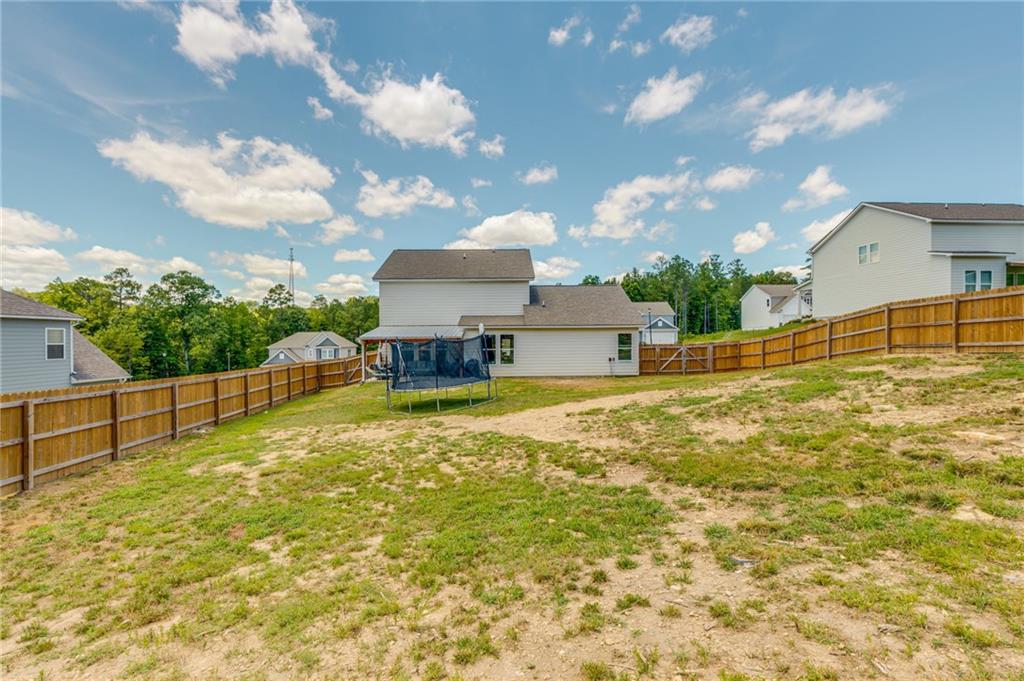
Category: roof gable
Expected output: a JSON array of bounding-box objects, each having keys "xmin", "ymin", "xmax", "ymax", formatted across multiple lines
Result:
[
  {"xmin": 1, "ymin": 289, "xmax": 83, "ymax": 321},
  {"xmin": 373, "ymin": 249, "xmax": 535, "ymax": 281},
  {"xmin": 71, "ymin": 330, "xmax": 129, "ymax": 382}
]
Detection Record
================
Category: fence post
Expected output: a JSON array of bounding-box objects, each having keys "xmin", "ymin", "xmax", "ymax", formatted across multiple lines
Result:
[
  {"xmin": 287, "ymin": 366, "xmax": 294, "ymax": 401},
  {"xmin": 826, "ymin": 319, "xmax": 832, "ymax": 360},
  {"xmin": 951, "ymin": 297, "xmax": 960, "ymax": 353},
  {"xmin": 317, "ymin": 360, "xmax": 323, "ymax": 391},
  {"xmin": 789, "ymin": 332, "xmax": 796, "ymax": 365},
  {"xmin": 171, "ymin": 382, "xmax": 180, "ymax": 439},
  {"xmin": 21, "ymin": 400, "xmax": 34, "ymax": 491},
  {"xmin": 111, "ymin": 390, "xmax": 120, "ymax": 461},
  {"xmin": 244, "ymin": 372, "xmax": 251, "ymax": 416},
  {"xmin": 760, "ymin": 338, "xmax": 765, "ymax": 369},
  {"xmin": 884, "ymin": 305, "xmax": 892, "ymax": 354},
  {"xmin": 214, "ymin": 377, "xmax": 221, "ymax": 425},
  {"xmin": 708, "ymin": 344, "xmax": 715, "ymax": 373}
]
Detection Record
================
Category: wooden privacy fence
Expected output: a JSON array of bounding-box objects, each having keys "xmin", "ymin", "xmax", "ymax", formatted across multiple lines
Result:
[
  {"xmin": 0, "ymin": 351, "xmax": 376, "ymax": 497},
  {"xmin": 640, "ymin": 286, "xmax": 1024, "ymax": 375}
]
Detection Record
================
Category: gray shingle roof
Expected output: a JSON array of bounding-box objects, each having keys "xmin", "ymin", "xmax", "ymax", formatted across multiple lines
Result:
[
  {"xmin": 72, "ymin": 330, "xmax": 130, "ymax": 382},
  {"xmin": 753, "ymin": 284, "xmax": 797, "ymax": 297},
  {"xmin": 631, "ymin": 301, "xmax": 674, "ymax": 316},
  {"xmin": 373, "ymin": 249, "xmax": 535, "ymax": 281},
  {"xmin": 268, "ymin": 331, "xmax": 356, "ymax": 349},
  {"xmin": 868, "ymin": 202, "xmax": 1024, "ymax": 221},
  {"xmin": 460, "ymin": 284, "xmax": 638, "ymax": 327},
  {"xmin": 1, "ymin": 289, "xmax": 83, "ymax": 320}
]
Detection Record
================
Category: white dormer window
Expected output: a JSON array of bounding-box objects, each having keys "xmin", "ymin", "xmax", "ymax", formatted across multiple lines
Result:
[{"xmin": 46, "ymin": 328, "xmax": 66, "ymax": 360}]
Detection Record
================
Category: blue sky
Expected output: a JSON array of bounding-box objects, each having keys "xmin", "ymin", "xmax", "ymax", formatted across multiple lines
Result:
[{"xmin": 3, "ymin": 1, "xmax": 1022, "ymax": 302}]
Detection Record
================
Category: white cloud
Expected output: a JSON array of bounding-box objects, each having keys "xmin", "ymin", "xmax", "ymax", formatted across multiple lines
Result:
[
  {"xmin": 175, "ymin": 1, "xmax": 477, "ymax": 156},
  {"xmin": 737, "ymin": 8, "xmax": 749, "ymax": 19},
  {"xmin": 274, "ymin": 225, "xmax": 291, "ymax": 239},
  {"xmin": 675, "ymin": 155, "xmax": 695, "ymax": 167},
  {"xmin": 581, "ymin": 28, "xmax": 594, "ymax": 47},
  {"xmin": 318, "ymin": 215, "xmax": 359, "ymax": 244},
  {"xmin": 625, "ymin": 68, "xmax": 704, "ymax": 125},
  {"xmin": 222, "ymin": 269, "xmax": 246, "ymax": 280},
  {"xmin": 478, "ymin": 134, "xmax": 506, "ymax": 159},
  {"xmin": 359, "ymin": 73, "xmax": 476, "ymax": 156},
  {"xmin": 211, "ymin": 251, "xmax": 307, "ymax": 279},
  {"xmin": 518, "ymin": 163, "xmax": 558, "ymax": 185},
  {"xmin": 782, "ymin": 165, "xmax": 849, "ymax": 211},
  {"xmin": 631, "ymin": 41, "xmax": 651, "ymax": 57},
  {"xmin": 703, "ymin": 165, "xmax": 763, "ymax": 192},
  {"xmin": 699, "ymin": 249, "xmax": 714, "ymax": 263},
  {"xmin": 314, "ymin": 273, "xmax": 369, "ymax": 299},
  {"xmin": 230, "ymin": 276, "xmax": 277, "ymax": 302},
  {"xmin": 75, "ymin": 246, "xmax": 204, "ymax": 275},
  {"xmin": 732, "ymin": 221, "xmax": 776, "ymax": 254},
  {"xmin": 693, "ymin": 196, "xmax": 716, "ymax": 211},
  {"xmin": 333, "ymin": 248, "xmax": 375, "ymax": 263},
  {"xmin": 462, "ymin": 195, "xmax": 481, "ymax": 217},
  {"xmin": 642, "ymin": 250, "xmax": 668, "ymax": 264},
  {"xmin": 364, "ymin": 226, "xmax": 385, "ymax": 240},
  {"xmin": 581, "ymin": 171, "xmax": 696, "ymax": 241},
  {"xmin": 2, "ymin": 207, "xmax": 78, "ymax": 246},
  {"xmin": 801, "ymin": 208, "xmax": 852, "ymax": 244},
  {"xmin": 534, "ymin": 256, "xmax": 581, "ymax": 281},
  {"xmin": 609, "ymin": 39, "xmax": 626, "ymax": 53},
  {"xmin": 152, "ymin": 235, "xmax": 166, "ymax": 247},
  {"xmin": 0, "ymin": 245, "xmax": 71, "ymax": 289},
  {"xmin": 355, "ymin": 167, "xmax": 455, "ymax": 218},
  {"xmin": 306, "ymin": 96, "xmax": 333, "ymax": 120},
  {"xmin": 601, "ymin": 103, "xmax": 618, "ymax": 114},
  {"xmin": 660, "ymin": 15, "xmax": 716, "ymax": 54},
  {"xmin": 617, "ymin": 4, "xmax": 641, "ymax": 33},
  {"xmin": 741, "ymin": 85, "xmax": 897, "ymax": 152},
  {"xmin": 99, "ymin": 132, "xmax": 334, "ymax": 229},
  {"xmin": 470, "ymin": 177, "xmax": 492, "ymax": 189},
  {"xmin": 773, "ymin": 264, "xmax": 809, "ymax": 278},
  {"xmin": 549, "ymin": 15, "xmax": 581, "ymax": 46},
  {"xmin": 446, "ymin": 209, "xmax": 558, "ymax": 249},
  {"xmin": 777, "ymin": 242, "xmax": 801, "ymax": 251}
]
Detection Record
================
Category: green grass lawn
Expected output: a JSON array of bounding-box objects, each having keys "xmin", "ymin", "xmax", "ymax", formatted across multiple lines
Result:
[
  {"xmin": 679, "ymin": 319, "xmax": 815, "ymax": 344},
  {"xmin": 1, "ymin": 353, "xmax": 1022, "ymax": 680}
]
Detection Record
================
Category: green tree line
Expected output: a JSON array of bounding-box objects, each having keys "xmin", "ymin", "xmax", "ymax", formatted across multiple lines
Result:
[
  {"xmin": 580, "ymin": 254, "xmax": 799, "ymax": 336},
  {"xmin": 22, "ymin": 268, "xmax": 378, "ymax": 380}
]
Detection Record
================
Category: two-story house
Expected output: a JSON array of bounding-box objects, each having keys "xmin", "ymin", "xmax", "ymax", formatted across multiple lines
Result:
[
  {"xmin": 633, "ymin": 301, "xmax": 678, "ymax": 344},
  {"xmin": 0, "ymin": 289, "xmax": 130, "ymax": 393},
  {"xmin": 358, "ymin": 249, "xmax": 642, "ymax": 376},
  {"xmin": 740, "ymin": 284, "xmax": 813, "ymax": 330},
  {"xmin": 261, "ymin": 331, "xmax": 357, "ymax": 366},
  {"xmin": 807, "ymin": 202, "xmax": 1024, "ymax": 317}
]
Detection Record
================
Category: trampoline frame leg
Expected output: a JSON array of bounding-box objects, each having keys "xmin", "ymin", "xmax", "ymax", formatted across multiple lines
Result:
[{"xmin": 469, "ymin": 383, "xmax": 473, "ymax": 406}]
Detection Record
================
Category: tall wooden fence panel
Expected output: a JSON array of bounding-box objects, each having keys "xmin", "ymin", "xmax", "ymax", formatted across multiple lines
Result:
[
  {"xmin": 640, "ymin": 286, "xmax": 1023, "ymax": 376},
  {"xmin": 0, "ymin": 351, "xmax": 377, "ymax": 497}
]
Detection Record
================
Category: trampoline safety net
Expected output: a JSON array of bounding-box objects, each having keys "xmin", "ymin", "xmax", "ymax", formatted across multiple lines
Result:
[{"xmin": 390, "ymin": 335, "xmax": 491, "ymax": 392}]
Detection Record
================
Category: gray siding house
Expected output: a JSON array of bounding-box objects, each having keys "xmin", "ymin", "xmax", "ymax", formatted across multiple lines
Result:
[
  {"xmin": 633, "ymin": 302, "xmax": 678, "ymax": 345},
  {"xmin": 0, "ymin": 289, "xmax": 130, "ymax": 393},
  {"xmin": 261, "ymin": 331, "xmax": 357, "ymax": 366},
  {"xmin": 808, "ymin": 203, "xmax": 1024, "ymax": 317},
  {"xmin": 359, "ymin": 249, "xmax": 641, "ymax": 376}
]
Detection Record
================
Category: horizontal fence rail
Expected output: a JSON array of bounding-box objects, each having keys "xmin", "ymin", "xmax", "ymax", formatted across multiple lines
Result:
[
  {"xmin": 640, "ymin": 286, "xmax": 1024, "ymax": 376},
  {"xmin": 0, "ymin": 352, "xmax": 376, "ymax": 497}
]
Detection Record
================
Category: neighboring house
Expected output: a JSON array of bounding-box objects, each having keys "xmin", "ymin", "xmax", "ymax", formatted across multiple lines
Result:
[
  {"xmin": 633, "ymin": 301, "xmax": 678, "ymax": 344},
  {"xmin": 808, "ymin": 202, "xmax": 1024, "ymax": 317},
  {"xmin": 261, "ymin": 331, "xmax": 357, "ymax": 366},
  {"xmin": 359, "ymin": 249, "xmax": 640, "ymax": 376},
  {"xmin": 741, "ymin": 284, "xmax": 813, "ymax": 330},
  {"xmin": 0, "ymin": 289, "xmax": 130, "ymax": 393}
]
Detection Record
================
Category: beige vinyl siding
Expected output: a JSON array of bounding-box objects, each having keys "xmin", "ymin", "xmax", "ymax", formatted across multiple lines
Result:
[
  {"xmin": 741, "ymin": 289, "xmax": 774, "ymax": 330},
  {"xmin": 950, "ymin": 258, "xmax": 1006, "ymax": 293},
  {"xmin": 931, "ymin": 223, "xmax": 1024, "ymax": 258},
  {"xmin": 379, "ymin": 281, "xmax": 530, "ymax": 325},
  {"xmin": 811, "ymin": 207, "xmax": 950, "ymax": 317},
  {"xmin": 483, "ymin": 328, "xmax": 638, "ymax": 377},
  {"xmin": 0, "ymin": 318, "xmax": 74, "ymax": 392}
]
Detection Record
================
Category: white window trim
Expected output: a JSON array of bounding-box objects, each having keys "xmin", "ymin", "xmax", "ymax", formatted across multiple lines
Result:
[
  {"xmin": 499, "ymin": 333, "xmax": 515, "ymax": 365},
  {"xmin": 964, "ymin": 270, "xmax": 977, "ymax": 292},
  {"xmin": 617, "ymin": 332, "xmax": 633, "ymax": 361},
  {"xmin": 979, "ymin": 270, "xmax": 993, "ymax": 291},
  {"xmin": 482, "ymin": 333, "xmax": 497, "ymax": 365},
  {"xmin": 858, "ymin": 242, "xmax": 880, "ymax": 265},
  {"xmin": 45, "ymin": 327, "xmax": 66, "ymax": 361}
]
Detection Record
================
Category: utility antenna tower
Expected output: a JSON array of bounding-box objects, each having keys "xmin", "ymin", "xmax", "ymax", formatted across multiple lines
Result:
[{"xmin": 288, "ymin": 247, "xmax": 295, "ymax": 303}]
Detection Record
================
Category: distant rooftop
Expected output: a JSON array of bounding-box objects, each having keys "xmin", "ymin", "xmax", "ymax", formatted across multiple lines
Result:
[
  {"xmin": 460, "ymin": 284, "xmax": 639, "ymax": 327},
  {"xmin": 0, "ymin": 289, "xmax": 82, "ymax": 321},
  {"xmin": 374, "ymin": 249, "xmax": 535, "ymax": 281}
]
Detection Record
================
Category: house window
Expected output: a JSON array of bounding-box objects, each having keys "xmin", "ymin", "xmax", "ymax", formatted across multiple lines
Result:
[
  {"xmin": 46, "ymin": 328, "xmax": 66, "ymax": 360},
  {"xmin": 1009, "ymin": 272, "xmax": 1024, "ymax": 287},
  {"xmin": 482, "ymin": 334, "xmax": 496, "ymax": 364},
  {"xmin": 964, "ymin": 270, "xmax": 977, "ymax": 292},
  {"xmin": 858, "ymin": 242, "xmax": 879, "ymax": 264},
  {"xmin": 417, "ymin": 345, "xmax": 432, "ymax": 362},
  {"xmin": 979, "ymin": 270, "xmax": 992, "ymax": 291},
  {"xmin": 499, "ymin": 334, "xmax": 515, "ymax": 365},
  {"xmin": 617, "ymin": 333, "xmax": 633, "ymax": 361}
]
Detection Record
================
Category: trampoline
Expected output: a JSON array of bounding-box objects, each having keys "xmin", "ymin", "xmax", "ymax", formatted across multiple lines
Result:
[{"xmin": 384, "ymin": 335, "xmax": 497, "ymax": 412}]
